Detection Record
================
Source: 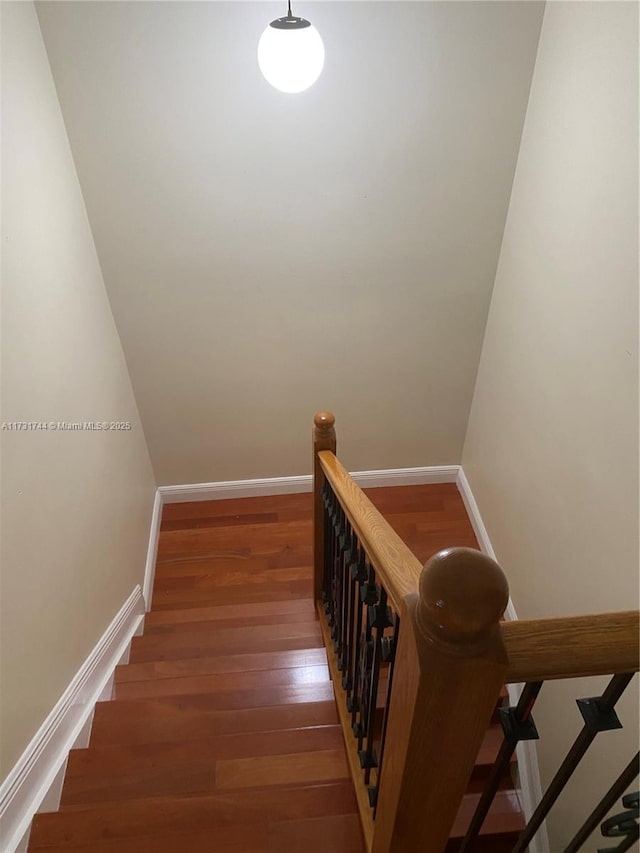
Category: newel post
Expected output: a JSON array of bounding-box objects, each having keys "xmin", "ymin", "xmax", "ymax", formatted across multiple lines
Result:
[
  {"xmin": 372, "ymin": 548, "xmax": 509, "ymax": 853},
  {"xmin": 312, "ymin": 411, "xmax": 336, "ymax": 602}
]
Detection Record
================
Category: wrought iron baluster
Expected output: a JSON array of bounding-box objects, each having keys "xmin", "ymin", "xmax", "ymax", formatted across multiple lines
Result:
[
  {"xmin": 371, "ymin": 611, "xmax": 400, "ymax": 814},
  {"xmin": 325, "ymin": 488, "xmax": 338, "ymax": 632},
  {"xmin": 340, "ymin": 531, "xmax": 358, "ymax": 690},
  {"xmin": 321, "ymin": 483, "xmax": 332, "ymax": 607},
  {"xmin": 598, "ymin": 790, "xmax": 639, "ymax": 853},
  {"xmin": 564, "ymin": 753, "xmax": 639, "ymax": 853},
  {"xmin": 360, "ymin": 586, "xmax": 393, "ymax": 788},
  {"xmin": 348, "ymin": 548, "xmax": 368, "ymax": 722},
  {"xmin": 459, "ymin": 680, "xmax": 543, "ymax": 853},
  {"xmin": 354, "ymin": 564, "xmax": 378, "ymax": 749},
  {"xmin": 513, "ymin": 672, "xmax": 636, "ymax": 853},
  {"xmin": 333, "ymin": 506, "xmax": 349, "ymax": 654},
  {"xmin": 337, "ymin": 521, "xmax": 353, "ymax": 670},
  {"xmin": 330, "ymin": 503, "xmax": 344, "ymax": 645}
]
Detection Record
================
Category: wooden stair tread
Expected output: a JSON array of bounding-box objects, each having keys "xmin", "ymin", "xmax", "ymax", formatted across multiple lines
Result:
[
  {"xmin": 28, "ymin": 813, "xmax": 364, "ymax": 853},
  {"xmin": 129, "ymin": 620, "xmax": 322, "ymax": 662},
  {"xmin": 160, "ymin": 492, "xmax": 311, "ymax": 522},
  {"xmin": 62, "ymin": 726, "xmax": 345, "ymax": 806},
  {"xmin": 90, "ymin": 696, "xmax": 341, "ymax": 746},
  {"xmin": 476, "ymin": 724, "xmax": 512, "ymax": 766},
  {"xmin": 144, "ymin": 596, "xmax": 316, "ymax": 625},
  {"xmin": 216, "ymin": 748, "xmax": 349, "ymax": 790},
  {"xmin": 144, "ymin": 602, "xmax": 317, "ymax": 634},
  {"xmin": 157, "ymin": 519, "xmax": 312, "ymax": 557},
  {"xmin": 162, "ymin": 511, "xmax": 280, "ymax": 531},
  {"xmin": 267, "ymin": 813, "xmax": 364, "ymax": 852},
  {"xmin": 445, "ymin": 833, "xmax": 521, "ymax": 853},
  {"xmin": 113, "ymin": 662, "xmax": 330, "ymax": 700},
  {"xmin": 130, "ymin": 619, "xmax": 322, "ymax": 650},
  {"xmin": 152, "ymin": 564, "xmax": 311, "ymax": 593},
  {"xmin": 450, "ymin": 790, "xmax": 526, "ymax": 838},
  {"xmin": 153, "ymin": 546, "xmax": 313, "ymax": 577},
  {"xmin": 161, "ymin": 510, "xmax": 313, "ymax": 531},
  {"xmin": 109, "ymin": 680, "xmax": 335, "ymax": 710},
  {"xmin": 363, "ymin": 482, "xmax": 461, "ymax": 512},
  {"xmin": 150, "ymin": 578, "xmax": 313, "ymax": 609},
  {"xmin": 145, "ymin": 610, "xmax": 319, "ymax": 634},
  {"xmin": 28, "ymin": 783, "xmax": 359, "ymax": 848},
  {"xmin": 467, "ymin": 724, "xmax": 517, "ymax": 792},
  {"xmin": 115, "ymin": 646, "xmax": 328, "ymax": 682},
  {"xmin": 29, "ymin": 824, "xmax": 268, "ymax": 853}
]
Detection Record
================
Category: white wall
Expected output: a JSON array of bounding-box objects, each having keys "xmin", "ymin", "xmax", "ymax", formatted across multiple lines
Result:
[
  {"xmin": 462, "ymin": 2, "xmax": 639, "ymax": 849},
  {"xmin": 36, "ymin": 1, "xmax": 544, "ymax": 485},
  {"xmin": 1, "ymin": 1, "xmax": 157, "ymax": 780}
]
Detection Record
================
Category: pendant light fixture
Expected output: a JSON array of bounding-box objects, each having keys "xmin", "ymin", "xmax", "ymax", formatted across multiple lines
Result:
[{"xmin": 257, "ymin": 1, "xmax": 325, "ymax": 94}]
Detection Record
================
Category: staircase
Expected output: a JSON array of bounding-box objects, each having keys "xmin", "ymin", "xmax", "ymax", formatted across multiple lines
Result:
[{"xmin": 27, "ymin": 486, "xmax": 524, "ymax": 852}]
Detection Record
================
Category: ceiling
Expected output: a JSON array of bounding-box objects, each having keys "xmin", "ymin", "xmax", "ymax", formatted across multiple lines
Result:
[{"xmin": 36, "ymin": 1, "xmax": 545, "ymax": 484}]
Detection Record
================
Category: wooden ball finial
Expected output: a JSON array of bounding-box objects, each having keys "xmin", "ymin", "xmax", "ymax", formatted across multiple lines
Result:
[
  {"xmin": 416, "ymin": 547, "xmax": 508, "ymax": 653},
  {"xmin": 314, "ymin": 411, "xmax": 335, "ymax": 431}
]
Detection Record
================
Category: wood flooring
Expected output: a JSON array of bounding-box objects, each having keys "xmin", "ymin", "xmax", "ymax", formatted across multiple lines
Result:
[{"xmin": 28, "ymin": 484, "xmax": 523, "ymax": 852}]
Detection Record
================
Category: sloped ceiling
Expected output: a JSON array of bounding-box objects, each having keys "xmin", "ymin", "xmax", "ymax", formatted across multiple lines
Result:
[{"xmin": 36, "ymin": 1, "xmax": 544, "ymax": 484}]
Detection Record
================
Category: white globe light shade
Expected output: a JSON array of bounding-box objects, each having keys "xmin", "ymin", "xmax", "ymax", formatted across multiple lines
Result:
[{"xmin": 258, "ymin": 23, "xmax": 324, "ymax": 94}]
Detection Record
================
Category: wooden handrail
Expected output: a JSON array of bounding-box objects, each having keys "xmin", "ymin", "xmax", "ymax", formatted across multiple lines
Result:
[
  {"xmin": 316, "ymin": 449, "xmax": 423, "ymax": 611},
  {"xmin": 502, "ymin": 610, "xmax": 640, "ymax": 683}
]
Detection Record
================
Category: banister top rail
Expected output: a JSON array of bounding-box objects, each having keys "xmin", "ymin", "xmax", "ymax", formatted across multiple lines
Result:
[
  {"xmin": 502, "ymin": 610, "xmax": 640, "ymax": 683},
  {"xmin": 317, "ymin": 449, "xmax": 423, "ymax": 612}
]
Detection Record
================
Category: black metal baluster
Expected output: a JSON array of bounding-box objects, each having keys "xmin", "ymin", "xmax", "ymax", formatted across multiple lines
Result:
[
  {"xmin": 360, "ymin": 586, "xmax": 393, "ymax": 789},
  {"xmin": 337, "ymin": 521, "xmax": 352, "ymax": 671},
  {"xmin": 564, "ymin": 753, "xmax": 639, "ymax": 852},
  {"xmin": 325, "ymin": 488, "xmax": 338, "ymax": 633},
  {"xmin": 459, "ymin": 680, "xmax": 543, "ymax": 853},
  {"xmin": 512, "ymin": 672, "xmax": 635, "ymax": 853},
  {"xmin": 335, "ymin": 506, "xmax": 349, "ymax": 656},
  {"xmin": 330, "ymin": 503, "xmax": 343, "ymax": 647},
  {"xmin": 355, "ymin": 626, "xmax": 374, "ymax": 752},
  {"xmin": 341, "ymin": 532, "xmax": 358, "ymax": 692},
  {"xmin": 321, "ymin": 483, "xmax": 332, "ymax": 607},
  {"xmin": 371, "ymin": 611, "xmax": 400, "ymax": 814},
  {"xmin": 354, "ymin": 565, "xmax": 378, "ymax": 749},
  {"xmin": 348, "ymin": 548, "xmax": 368, "ymax": 723},
  {"xmin": 599, "ymin": 790, "xmax": 639, "ymax": 853}
]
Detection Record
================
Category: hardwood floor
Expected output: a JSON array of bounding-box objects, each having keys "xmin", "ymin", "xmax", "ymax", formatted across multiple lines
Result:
[{"xmin": 28, "ymin": 484, "xmax": 523, "ymax": 852}]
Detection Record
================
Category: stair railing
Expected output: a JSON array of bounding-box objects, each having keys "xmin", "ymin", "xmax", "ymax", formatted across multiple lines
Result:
[
  {"xmin": 312, "ymin": 412, "xmax": 639, "ymax": 853},
  {"xmin": 313, "ymin": 412, "xmax": 511, "ymax": 852}
]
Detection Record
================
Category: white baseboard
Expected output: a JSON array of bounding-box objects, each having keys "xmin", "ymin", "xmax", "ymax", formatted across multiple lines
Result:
[
  {"xmin": 143, "ymin": 490, "xmax": 163, "ymax": 612},
  {"xmin": 0, "ymin": 586, "xmax": 145, "ymax": 853},
  {"xmin": 159, "ymin": 474, "xmax": 312, "ymax": 503},
  {"xmin": 455, "ymin": 467, "xmax": 518, "ymax": 620},
  {"xmin": 158, "ymin": 465, "xmax": 459, "ymax": 505},
  {"xmin": 352, "ymin": 465, "xmax": 458, "ymax": 489},
  {"xmin": 456, "ymin": 466, "xmax": 549, "ymax": 853}
]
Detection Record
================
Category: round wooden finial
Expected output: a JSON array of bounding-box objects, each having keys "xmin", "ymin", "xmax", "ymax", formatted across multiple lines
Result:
[
  {"xmin": 314, "ymin": 411, "xmax": 335, "ymax": 431},
  {"xmin": 416, "ymin": 547, "xmax": 508, "ymax": 653}
]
